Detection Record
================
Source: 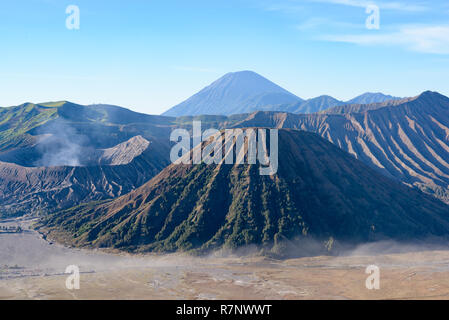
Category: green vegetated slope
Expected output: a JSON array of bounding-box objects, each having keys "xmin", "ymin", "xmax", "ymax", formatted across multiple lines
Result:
[
  {"xmin": 0, "ymin": 103, "xmax": 58, "ymax": 151},
  {"xmin": 39, "ymin": 129, "xmax": 449, "ymax": 255}
]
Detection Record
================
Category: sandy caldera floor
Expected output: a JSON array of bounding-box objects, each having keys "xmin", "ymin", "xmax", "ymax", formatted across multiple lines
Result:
[
  {"xmin": 2, "ymin": 250, "xmax": 449, "ymax": 300},
  {"xmin": 2, "ymin": 217, "xmax": 449, "ymax": 300}
]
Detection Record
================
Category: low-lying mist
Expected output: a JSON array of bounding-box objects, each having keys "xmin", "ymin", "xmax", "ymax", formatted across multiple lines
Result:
[
  {"xmin": 204, "ymin": 236, "xmax": 449, "ymax": 260},
  {"xmin": 3, "ymin": 216, "xmax": 449, "ymax": 281}
]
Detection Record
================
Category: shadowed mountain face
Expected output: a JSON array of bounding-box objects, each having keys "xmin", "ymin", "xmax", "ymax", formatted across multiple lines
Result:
[
  {"xmin": 322, "ymin": 96, "xmax": 414, "ymax": 114},
  {"xmin": 346, "ymin": 92, "xmax": 401, "ymax": 105},
  {"xmin": 256, "ymin": 94, "xmax": 401, "ymax": 115},
  {"xmin": 163, "ymin": 71, "xmax": 303, "ymax": 116},
  {"xmin": 228, "ymin": 91, "xmax": 449, "ymax": 203},
  {"xmin": 39, "ymin": 129, "xmax": 449, "ymax": 255},
  {"xmin": 285, "ymin": 95, "xmax": 345, "ymax": 114}
]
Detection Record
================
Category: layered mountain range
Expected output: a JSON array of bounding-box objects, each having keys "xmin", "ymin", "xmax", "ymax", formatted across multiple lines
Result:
[
  {"xmin": 1, "ymin": 90, "xmax": 449, "ymax": 218},
  {"xmin": 1, "ymin": 72, "xmax": 449, "ymax": 255},
  {"xmin": 162, "ymin": 71, "xmax": 400, "ymax": 116},
  {"xmin": 228, "ymin": 91, "xmax": 449, "ymax": 203},
  {"xmin": 38, "ymin": 129, "xmax": 449, "ymax": 255}
]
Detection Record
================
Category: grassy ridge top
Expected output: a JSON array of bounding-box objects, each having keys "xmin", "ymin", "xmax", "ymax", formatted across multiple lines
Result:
[{"xmin": 0, "ymin": 103, "xmax": 59, "ymax": 150}]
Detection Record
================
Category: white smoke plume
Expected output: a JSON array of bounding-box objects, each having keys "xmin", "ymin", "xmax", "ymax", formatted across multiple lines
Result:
[{"xmin": 34, "ymin": 119, "xmax": 87, "ymax": 167}]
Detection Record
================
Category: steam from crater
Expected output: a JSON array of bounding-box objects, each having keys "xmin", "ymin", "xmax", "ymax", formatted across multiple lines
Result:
[{"xmin": 34, "ymin": 119, "xmax": 87, "ymax": 167}]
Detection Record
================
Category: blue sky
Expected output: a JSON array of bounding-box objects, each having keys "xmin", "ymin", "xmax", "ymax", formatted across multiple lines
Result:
[{"xmin": 1, "ymin": 0, "xmax": 448, "ymax": 114}]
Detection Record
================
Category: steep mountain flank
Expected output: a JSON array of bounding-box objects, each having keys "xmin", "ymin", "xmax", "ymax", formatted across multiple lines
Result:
[
  {"xmin": 39, "ymin": 129, "xmax": 449, "ymax": 255},
  {"xmin": 3, "ymin": 91, "xmax": 449, "ymax": 219},
  {"xmin": 90, "ymin": 135, "xmax": 150, "ymax": 165},
  {"xmin": 229, "ymin": 92, "xmax": 449, "ymax": 202}
]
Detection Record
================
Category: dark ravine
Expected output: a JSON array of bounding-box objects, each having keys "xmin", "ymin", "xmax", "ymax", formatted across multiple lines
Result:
[{"xmin": 38, "ymin": 129, "xmax": 449, "ymax": 256}]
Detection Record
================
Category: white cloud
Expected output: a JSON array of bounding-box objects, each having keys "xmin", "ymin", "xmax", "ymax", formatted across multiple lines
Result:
[
  {"xmin": 306, "ymin": 0, "xmax": 428, "ymax": 12},
  {"xmin": 322, "ymin": 25, "xmax": 449, "ymax": 54},
  {"xmin": 296, "ymin": 17, "xmax": 362, "ymax": 30},
  {"xmin": 265, "ymin": 3, "xmax": 304, "ymax": 13}
]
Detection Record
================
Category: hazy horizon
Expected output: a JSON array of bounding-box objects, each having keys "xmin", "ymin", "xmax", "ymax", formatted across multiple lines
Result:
[
  {"xmin": 0, "ymin": 69, "xmax": 441, "ymax": 116},
  {"xmin": 1, "ymin": 0, "xmax": 448, "ymax": 114}
]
